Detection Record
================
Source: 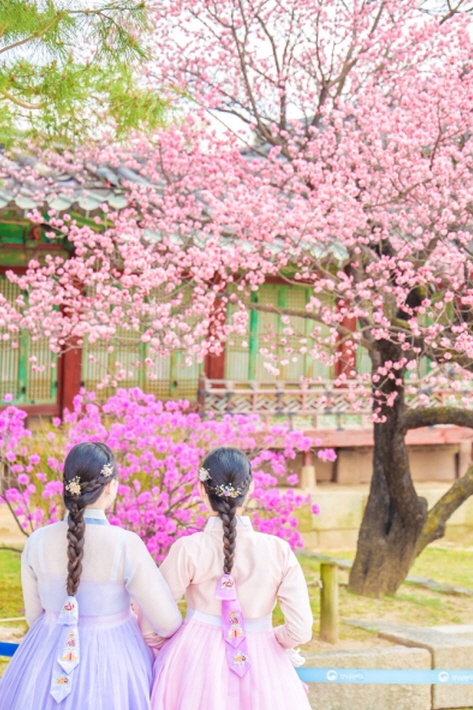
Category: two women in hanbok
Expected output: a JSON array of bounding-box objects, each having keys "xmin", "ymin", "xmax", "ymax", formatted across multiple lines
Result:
[{"xmin": 0, "ymin": 443, "xmax": 312, "ymax": 710}]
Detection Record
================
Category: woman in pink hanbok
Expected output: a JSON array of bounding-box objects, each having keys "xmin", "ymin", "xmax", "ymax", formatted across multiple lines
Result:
[
  {"xmin": 0, "ymin": 441, "xmax": 182, "ymax": 710},
  {"xmin": 145, "ymin": 446, "xmax": 313, "ymax": 710}
]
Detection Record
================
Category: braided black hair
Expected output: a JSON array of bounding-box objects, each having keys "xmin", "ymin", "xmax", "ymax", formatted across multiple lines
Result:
[
  {"xmin": 63, "ymin": 442, "xmax": 117, "ymax": 596},
  {"xmin": 200, "ymin": 447, "xmax": 252, "ymax": 575}
]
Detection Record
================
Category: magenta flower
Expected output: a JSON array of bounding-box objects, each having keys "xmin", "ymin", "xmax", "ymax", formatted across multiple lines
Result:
[{"xmin": 1, "ymin": 389, "xmax": 331, "ymax": 560}]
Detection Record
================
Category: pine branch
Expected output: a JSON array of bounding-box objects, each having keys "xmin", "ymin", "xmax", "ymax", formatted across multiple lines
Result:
[{"xmin": 0, "ymin": 88, "xmax": 43, "ymax": 110}]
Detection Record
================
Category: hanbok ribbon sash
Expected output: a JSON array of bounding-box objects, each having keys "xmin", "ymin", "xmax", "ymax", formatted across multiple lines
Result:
[
  {"xmin": 50, "ymin": 596, "xmax": 80, "ymax": 703},
  {"xmin": 216, "ymin": 574, "xmax": 251, "ymax": 678}
]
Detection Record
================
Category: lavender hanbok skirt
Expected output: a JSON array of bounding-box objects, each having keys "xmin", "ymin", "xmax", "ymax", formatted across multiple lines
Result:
[
  {"xmin": 0, "ymin": 609, "xmax": 153, "ymax": 710},
  {"xmin": 150, "ymin": 610, "xmax": 311, "ymax": 710}
]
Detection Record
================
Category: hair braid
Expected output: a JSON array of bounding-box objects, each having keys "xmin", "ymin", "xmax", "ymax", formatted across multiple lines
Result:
[
  {"xmin": 221, "ymin": 499, "xmax": 238, "ymax": 575},
  {"xmin": 200, "ymin": 447, "xmax": 253, "ymax": 576},
  {"xmin": 64, "ymin": 477, "xmax": 108, "ymax": 596},
  {"xmin": 66, "ymin": 501, "xmax": 86, "ymax": 597}
]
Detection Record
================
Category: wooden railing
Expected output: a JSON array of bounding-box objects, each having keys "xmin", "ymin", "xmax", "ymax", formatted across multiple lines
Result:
[{"xmin": 197, "ymin": 376, "xmax": 473, "ymax": 428}]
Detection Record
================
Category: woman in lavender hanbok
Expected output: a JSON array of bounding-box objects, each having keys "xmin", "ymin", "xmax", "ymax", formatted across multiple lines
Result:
[
  {"xmin": 142, "ymin": 447, "xmax": 313, "ymax": 710},
  {"xmin": 0, "ymin": 441, "xmax": 182, "ymax": 710}
]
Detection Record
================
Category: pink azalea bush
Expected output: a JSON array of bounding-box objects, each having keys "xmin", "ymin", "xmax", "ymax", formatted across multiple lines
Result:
[{"xmin": 0, "ymin": 388, "xmax": 334, "ymax": 559}]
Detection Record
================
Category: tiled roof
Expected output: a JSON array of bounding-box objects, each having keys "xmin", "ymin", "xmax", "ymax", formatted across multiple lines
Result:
[
  {"xmin": 0, "ymin": 151, "xmax": 349, "ymax": 262},
  {"xmin": 0, "ymin": 152, "xmax": 165, "ymax": 214}
]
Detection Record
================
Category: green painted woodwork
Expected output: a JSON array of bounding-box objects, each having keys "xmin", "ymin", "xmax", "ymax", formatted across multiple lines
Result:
[
  {"xmin": 356, "ymin": 342, "xmax": 371, "ymax": 375},
  {"xmin": 0, "ymin": 276, "xmax": 58, "ymax": 404},
  {"xmin": 17, "ymin": 329, "xmax": 28, "ymax": 401},
  {"xmin": 81, "ymin": 334, "xmax": 202, "ymax": 402},
  {"xmin": 0, "ymin": 216, "xmax": 71, "ymax": 266},
  {"xmin": 0, "ymin": 221, "xmax": 27, "ymax": 242},
  {"xmin": 0, "ymin": 211, "xmax": 101, "ymax": 265},
  {"xmin": 248, "ymin": 292, "xmax": 260, "ymax": 380},
  {"xmin": 225, "ymin": 283, "xmax": 333, "ymax": 382}
]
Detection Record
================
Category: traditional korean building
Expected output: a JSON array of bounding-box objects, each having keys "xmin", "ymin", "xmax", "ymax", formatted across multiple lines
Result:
[{"xmin": 1, "ymin": 157, "xmax": 472, "ymax": 487}]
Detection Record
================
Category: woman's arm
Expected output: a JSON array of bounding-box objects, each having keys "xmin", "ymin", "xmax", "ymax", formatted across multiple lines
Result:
[
  {"xmin": 124, "ymin": 533, "xmax": 182, "ymax": 639},
  {"xmin": 21, "ymin": 539, "xmax": 43, "ymax": 626},
  {"xmin": 135, "ymin": 537, "xmax": 192, "ymax": 652},
  {"xmin": 274, "ymin": 545, "xmax": 313, "ymax": 649},
  {"xmin": 158, "ymin": 537, "xmax": 193, "ymax": 602}
]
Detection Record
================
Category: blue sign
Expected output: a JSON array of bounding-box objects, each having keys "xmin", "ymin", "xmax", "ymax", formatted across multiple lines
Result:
[
  {"xmin": 0, "ymin": 642, "xmax": 19, "ymax": 657},
  {"xmin": 296, "ymin": 668, "xmax": 473, "ymax": 685},
  {"xmin": 0, "ymin": 643, "xmax": 472, "ymax": 685}
]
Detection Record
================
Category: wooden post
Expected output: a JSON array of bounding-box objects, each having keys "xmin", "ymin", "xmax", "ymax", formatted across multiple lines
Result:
[
  {"xmin": 320, "ymin": 562, "xmax": 338, "ymax": 643},
  {"xmin": 300, "ymin": 449, "xmax": 316, "ymax": 490},
  {"xmin": 57, "ymin": 344, "xmax": 82, "ymax": 416},
  {"xmin": 197, "ymin": 375, "xmax": 208, "ymax": 411},
  {"xmin": 334, "ymin": 293, "xmax": 357, "ymax": 379}
]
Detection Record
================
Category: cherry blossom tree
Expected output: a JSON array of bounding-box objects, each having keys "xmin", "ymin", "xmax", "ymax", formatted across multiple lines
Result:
[{"xmin": 4, "ymin": 0, "xmax": 473, "ymax": 595}]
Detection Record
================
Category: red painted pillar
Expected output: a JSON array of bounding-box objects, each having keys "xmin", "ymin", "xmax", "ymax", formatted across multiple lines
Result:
[
  {"xmin": 57, "ymin": 345, "xmax": 82, "ymax": 415},
  {"xmin": 204, "ymin": 288, "xmax": 227, "ymax": 381},
  {"xmin": 334, "ymin": 299, "xmax": 357, "ymax": 379},
  {"xmin": 204, "ymin": 351, "xmax": 225, "ymax": 380}
]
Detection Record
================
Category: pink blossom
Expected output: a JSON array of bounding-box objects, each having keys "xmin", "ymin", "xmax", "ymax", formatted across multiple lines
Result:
[
  {"xmin": 0, "ymin": 0, "xmax": 471, "ymax": 430},
  {"xmin": 317, "ymin": 449, "xmax": 338, "ymax": 463}
]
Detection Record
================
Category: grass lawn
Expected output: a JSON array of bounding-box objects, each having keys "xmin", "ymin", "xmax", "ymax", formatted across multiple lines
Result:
[
  {"xmin": 0, "ymin": 550, "xmax": 23, "ymax": 619},
  {"xmin": 277, "ymin": 546, "xmax": 473, "ymax": 654},
  {"xmin": 2, "ymin": 544, "xmax": 473, "ymax": 676},
  {"xmin": 0, "ymin": 548, "xmax": 25, "ymax": 677}
]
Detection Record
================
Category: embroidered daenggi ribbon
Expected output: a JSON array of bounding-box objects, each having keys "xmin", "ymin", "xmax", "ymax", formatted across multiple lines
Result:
[
  {"xmin": 216, "ymin": 574, "xmax": 250, "ymax": 678},
  {"xmin": 50, "ymin": 595, "xmax": 80, "ymax": 703}
]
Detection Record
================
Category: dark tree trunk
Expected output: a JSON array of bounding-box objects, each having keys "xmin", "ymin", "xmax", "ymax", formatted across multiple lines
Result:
[{"xmin": 348, "ymin": 341, "xmax": 428, "ymax": 596}]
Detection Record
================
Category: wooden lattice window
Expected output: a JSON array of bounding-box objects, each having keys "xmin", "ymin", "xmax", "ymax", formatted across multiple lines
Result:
[
  {"xmin": 81, "ymin": 284, "xmax": 203, "ymax": 402},
  {"xmin": 225, "ymin": 283, "xmax": 333, "ymax": 382},
  {"xmin": 0, "ymin": 276, "xmax": 58, "ymax": 404}
]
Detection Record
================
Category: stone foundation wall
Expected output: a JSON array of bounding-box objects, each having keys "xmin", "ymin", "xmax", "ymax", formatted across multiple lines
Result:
[
  {"xmin": 300, "ymin": 484, "xmax": 473, "ymax": 549},
  {"xmin": 291, "ymin": 440, "xmax": 472, "ymax": 486}
]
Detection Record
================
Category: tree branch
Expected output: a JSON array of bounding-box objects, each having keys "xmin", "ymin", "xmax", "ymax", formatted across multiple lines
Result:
[
  {"xmin": 402, "ymin": 406, "xmax": 473, "ymax": 431},
  {"xmin": 0, "ymin": 89, "xmax": 44, "ymax": 110},
  {"xmin": 415, "ymin": 462, "xmax": 473, "ymax": 554},
  {"xmin": 246, "ymin": 301, "xmax": 376, "ymax": 351},
  {"xmin": 0, "ymin": 546, "xmax": 22, "ymax": 554},
  {"xmin": 0, "ymin": 451, "xmax": 36, "ymax": 537},
  {"xmin": 0, "ymin": 15, "xmax": 61, "ymax": 56}
]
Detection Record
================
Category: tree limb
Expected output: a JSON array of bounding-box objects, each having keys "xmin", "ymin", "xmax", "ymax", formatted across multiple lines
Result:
[
  {"xmin": 402, "ymin": 406, "xmax": 473, "ymax": 431},
  {"xmin": 0, "ymin": 15, "xmax": 61, "ymax": 56},
  {"xmin": 415, "ymin": 463, "xmax": 473, "ymax": 554},
  {"xmin": 246, "ymin": 301, "xmax": 376, "ymax": 351},
  {"xmin": 0, "ymin": 89, "xmax": 44, "ymax": 110},
  {"xmin": 0, "ymin": 457, "xmax": 30, "ymax": 538}
]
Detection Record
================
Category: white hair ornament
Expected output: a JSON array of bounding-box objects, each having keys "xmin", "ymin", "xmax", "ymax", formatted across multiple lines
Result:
[
  {"xmin": 199, "ymin": 466, "xmax": 212, "ymax": 482},
  {"xmin": 65, "ymin": 476, "xmax": 81, "ymax": 496},
  {"xmin": 100, "ymin": 463, "xmax": 115, "ymax": 478}
]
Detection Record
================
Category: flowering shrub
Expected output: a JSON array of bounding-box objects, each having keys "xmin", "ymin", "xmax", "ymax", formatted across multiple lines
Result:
[{"xmin": 0, "ymin": 388, "xmax": 334, "ymax": 559}]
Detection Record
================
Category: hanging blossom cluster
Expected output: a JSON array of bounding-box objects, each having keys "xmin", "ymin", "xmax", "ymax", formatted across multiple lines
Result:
[
  {"xmin": 0, "ymin": 388, "xmax": 334, "ymax": 558},
  {"xmin": 3, "ymin": 0, "xmax": 473, "ymax": 410}
]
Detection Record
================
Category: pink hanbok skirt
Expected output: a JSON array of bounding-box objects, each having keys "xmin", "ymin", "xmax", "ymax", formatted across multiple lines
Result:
[{"xmin": 150, "ymin": 610, "xmax": 311, "ymax": 710}]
